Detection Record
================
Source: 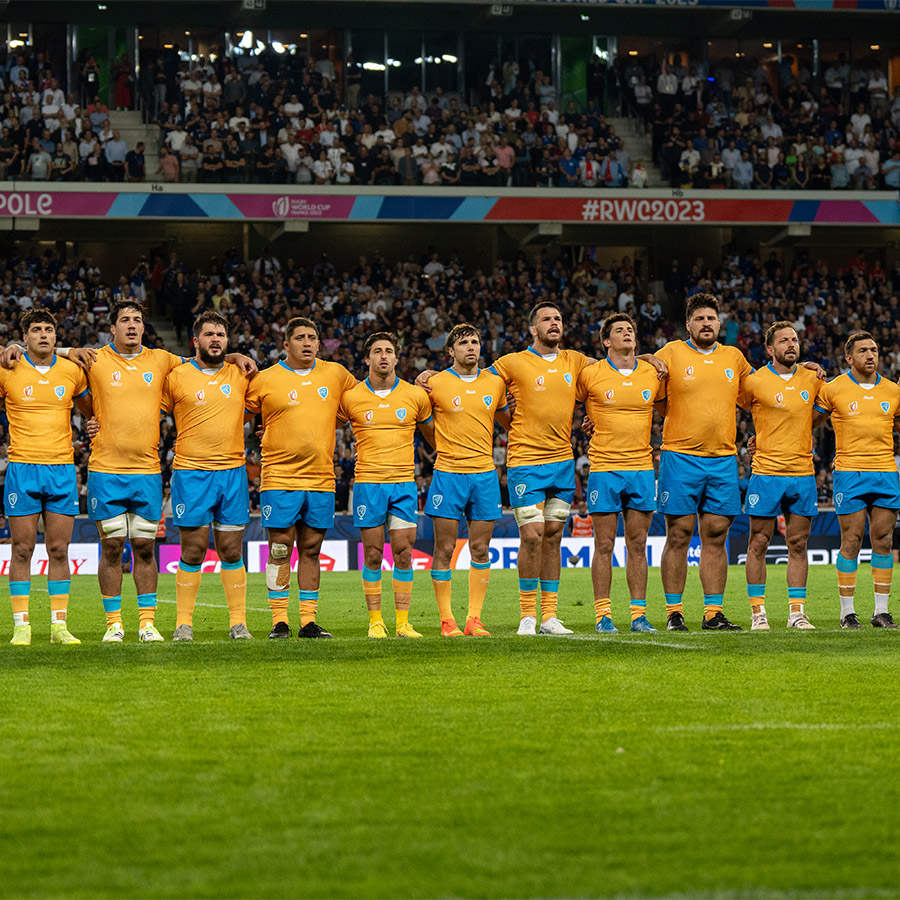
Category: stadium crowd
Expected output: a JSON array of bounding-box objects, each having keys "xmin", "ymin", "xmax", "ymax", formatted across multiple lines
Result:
[
  {"xmin": 4, "ymin": 40, "xmax": 900, "ymax": 188},
  {"xmin": 1, "ymin": 240, "xmax": 900, "ymax": 514}
]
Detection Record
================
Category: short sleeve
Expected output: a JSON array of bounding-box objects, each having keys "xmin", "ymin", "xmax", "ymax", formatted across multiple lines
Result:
[
  {"xmin": 489, "ymin": 354, "xmax": 512, "ymax": 384},
  {"xmin": 340, "ymin": 365, "xmax": 357, "ymax": 393},
  {"xmin": 813, "ymin": 382, "xmax": 832, "ymax": 414},
  {"xmin": 575, "ymin": 367, "xmax": 590, "ymax": 403},
  {"xmin": 570, "ymin": 350, "xmax": 591, "ymax": 377},
  {"xmin": 74, "ymin": 369, "xmax": 89, "ymax": 398},
  {"xmin": 160, "ymin": 372, "xmax": 175, "ymax": 414},
  {"xmin": 166, "ymin": 351, "xmax": 186, "ymax": 374},
  {"xmin": 244, "ymin": 381, "xmax": 261, "ymax": 416},
  {"xmin": 0, "ymin": 370, "xmax": 8, "ymax": 399},
  {"xmin": 415, "ymin": 389, "xmax": 433, "ymax": 424},
  {"xmin": 737, "ymin": 351, "xmax": 753, "ymax": 382}
]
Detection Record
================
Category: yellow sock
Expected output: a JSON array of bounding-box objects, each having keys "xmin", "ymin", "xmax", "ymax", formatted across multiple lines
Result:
[
  {"xmin": 467, "ymin": 563, "xmax": 491, "ymax": 620},
  {"xmin": 299, "ymin": 598, "xmax": 317, "ymax": 627},
  {"xmin": 630, "ymin": 603, "xmax": 646, "ymax": 621},
  {"xmin": 269, "ymin": 595, "xmax": 289, "ymax": 626},
  {"xmin": 362, "ymin": 567, "xmax": 382, "ymax": 616},
  {"xmin": 219, "ymin": 561, "xmax": 247, "ymax": 628},
  {"xmin": 519, "ymin": 589, "xmax": 537, "ymax": 618},
  {"xmin": 139, "ymin": 607, "xmax": 156, "ymax": 629},
  {"xmin": 368, "ymin": 608, "xmax": 383, "ymax": 625},
  {"xmin": 49, "ymin": 580, "xmax": 70, "ymax": 624},
  {"xmin": 431, "ymin": 570, "xmax": 453, "ymax": 620},
  {"xmin": 176, "ymin": 563, "xmax": 202, "ymax": 628},
  {"xmin": 837, "ymin": 567, "xmax": 857, "ymax": 613},
  {"xmin": 594, "ymin": 597, "xmax": 611, "ymax": 622},
  {"xmin": 395, "ymin": 608, "xmax": 409, "ymax": 628},
  {"xmin": 873, "ymin": 561, "xmax": 893, "ymax": 612},
  {"xmin": 103, "ymin": 597, "xmax": 122, "ymax": 627},
  {"xmin": 10, "ymin": 582, "xmax": 30, "ymax": 626},
  {"xmin": 540, "ymin": 593, "xmax": 559, "ymax": 622}
]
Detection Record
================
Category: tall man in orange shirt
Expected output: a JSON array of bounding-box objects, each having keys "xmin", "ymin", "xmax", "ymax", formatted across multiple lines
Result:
[
  {"xmin": 813, "ymin": 331, "xmax": 900, "ymax": 629},
  {"xmin": 423, "ymin": 324, "xmax": 510, "ymax": 637},
  {"xmin": 740, "ymin": 322, "xmax": 822, "ymax": 631},
  {"xmin": 161, "ymin": 311, "xmax": 253, "ymax": 641},
  {"xmin": 577, "ymin": 313, "xmax": 663, "ymax": 634},
  {"xmin": 340, "ymin": 332, "xmax": 433, "ymax": 638},
  {"xmin": 245, "ymin": 317, "xmax": 356, "ymax": 639},
  {"xmin": 3, "ymin": 310, "xmax": 92, "ymax": 646}
]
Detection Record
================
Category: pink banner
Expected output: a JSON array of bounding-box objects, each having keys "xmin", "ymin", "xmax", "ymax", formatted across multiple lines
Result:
[
  {"xmin": 0, "ymin": 191, "xmax": 117, "ymax": 217},
  {"xmin": 228, "ymin": 194, "xmax": 355, "ymax": 219}
]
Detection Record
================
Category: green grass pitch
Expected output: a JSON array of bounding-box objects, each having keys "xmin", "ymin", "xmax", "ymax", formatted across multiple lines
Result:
[{"xmin": 2, "ymin": 565, "xmax": 900, "ymax": 900}]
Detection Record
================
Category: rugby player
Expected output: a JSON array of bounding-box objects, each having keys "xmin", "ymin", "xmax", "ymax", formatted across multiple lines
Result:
[
  {"xmin": 161, "ymin": 311, "xmax": 253, "ymax": 641},
  {"xmin": 339, "ymin": 332, "xmax": 433, "ymax": 638},
  {"xmin": 813, "ymin": 331, "xmax": 900, "ymax": 629},
  {"xmin": 2, "ymin": 310, "xmax": 91, "ymax": 645},
  {"xmin": 576, "ymin": 313, "xmax": 663, "ymax": 633},
  {"xmin": 423, "ymin": 324, "xmax": 510, "ymax": 637},
  {"xmin": 740, "ymin": 322, "xmax": 821, "ymax": 630},
  {"xmin": 245, "ymin": 317, "xmax": 356, "ymax": 639}
]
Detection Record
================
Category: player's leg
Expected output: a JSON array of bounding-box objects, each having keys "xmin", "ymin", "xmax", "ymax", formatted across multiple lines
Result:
[
  {"xmin": 125, "ymin": 477, "xmax": 166, "ymax": 641},
  {"xmin": 464, "ymin": 519, "xmax": 494, "ymax": 636},
  {"xmin": 508, "ymin": 464, "xmax": 543, "ymax": 634},
  {"xmin": 212, "ymin": 467, "xmax": 252, "ymax": 639},
  {"xmin": 90, "ymin": 473, "xmax": 131, "ymax": 638},
  {"xmin": 836, "ymin": 508, "xmax": 866, "ymax": 628},
  {"xmin": 623, "ymin": 507, "xmax": 655, "ymax": 632},
  {"xmin": 591, "ymin": 511, "xmax": 619, "ymax": 632},
  {"xmin": 173, "ymin": 524, "xmax": 209, "ymax": 640},
  {"xmin": 661, "ymin": 514, "xmax": 694, "ymax": 630},
  {"xmin": 8, "ymin": 513, "xmax": 39, "ymax": 644},
  {"xmin": 359, "ymin": 525, "xmax": 388, "ymax": 636},
  {"xmin": 746, "ymin": 516, "xmax": 775, "ymax": 630},
  {"xmin": 388, "ymin": 523, "xmax": 419, "ymax": 637},
  {"xmin": 868, "ymin": 504, "xmax": 898, "ymax": 628},
  {"xmin": 295, "ymin": 521, "xmax": 331, "ymax": 638},
  {"xmin": 266, "ymin": 525, "xmax": 295, "ymax": 637},
  {"xmin": 697, "ymin": 512, "xmax": 739, "ymax": 630},
  {"xmin": 431, "ymin": 515, "xmax": 464, "ymax": 636},
  {"xmin": 784, "ymin": 513, "xmax": 814, "ymax": 629},
  {"xmin": 538, "ymin": 472, "xmax": 573, "ymax": 633},
  {"xmin": 44, "ymin": 511, "xmax": 80, "ymax": 644}
]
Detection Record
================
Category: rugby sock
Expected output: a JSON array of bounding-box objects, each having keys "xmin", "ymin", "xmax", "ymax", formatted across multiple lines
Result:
[
  {"xmin": 10, "ymin": 580, "xmax": 30, "ymax": 626},
  {"xmin": 836, "ymin": 553, "xmax": 858, "ymax": 617},
  {"xmin": 48, "ymin": 580, "xmax": 70, "ymax": 623},
  {"xmin": 871, "ymin": 553, "xmax": 893, "ymax": 616},
  {"xmin": 175, "ymin": 561, "xmax": 202, "ymax": 627},
  {"xmin": 748, "ymin": 583, "xmax": 766, "ymax": 615},
  {"xmin": 268, "ymin": 589, "xmax": 289, "ymax": 626},
  {"xmin": 665, "ymin": 592, "xmax": 683, "ymax": 616},
  {"xmin": 540, "ymin": 579, "xmax": 560, "ymax": 622},
  {"xmin": 396, "ymin": 608, "xmax": 410, "ymax": 628},
  {"xmin": 788, "ymin": 586, "xmax": 807, "ymax": 615},
  {"xmin": 392, "ymin": 567, "xmax": 414, "ymax": 618},
  {"xmin": 467, "ymin": 561, "xmax": 491, "ymax": 621},
  {"xmin": 219, "ymin": 559, "xmax": 248, "ymax": 628},
  {"xmin": 102, "ymin": 594, "xmax": 123, "ymax": 627},
  {"xmin": 594, "ymin": 597, "xmax": 611, "ymax": 622},
  {"xmin": 137, "ymin": 593, "xmax": 157, "ymax": 628},
  {"xmin": 362, "ymin": 566, "xmax": 383, "ymax": 619},
  {"xmin": 518, "ymin": 577, "xmax": 538, "ymax": 619},
  {"xmin": 299, "ymin": 590, "xmax": 318, "ymax": 626},
  {"xmin": 630, "ymin": 599, "xmax": 647, "ymax": 622},
  {"xmin": 431, "ymin": 568, "xmax": 453, "ymax": 620},
  {"xmin": 703, "ymin": 594, "xmax": 724, "ymax": 620}
]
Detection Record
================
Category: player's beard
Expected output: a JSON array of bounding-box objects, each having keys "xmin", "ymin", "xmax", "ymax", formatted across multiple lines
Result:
[
  {"xmin": 774, "ymin": 349, "xmax": 798, "ymax": 368},
  {"xmin": 199, "ymin": 346, "xmax": 226, "ymax": 366}
]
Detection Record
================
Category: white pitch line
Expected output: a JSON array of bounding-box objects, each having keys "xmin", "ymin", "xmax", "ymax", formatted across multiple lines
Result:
[
  {"xmin": 156, "ymin": 597, "xmax": 272, "ymax": 614},
  {"xmin": 655, "ymin": 722, "xmax": 900, "ymax": 734}
]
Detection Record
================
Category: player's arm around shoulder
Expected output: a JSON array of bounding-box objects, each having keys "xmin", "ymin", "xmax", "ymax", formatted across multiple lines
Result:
[{"xmin": 811, "ymin": 377, "xmax": 832, "ymax": 428}]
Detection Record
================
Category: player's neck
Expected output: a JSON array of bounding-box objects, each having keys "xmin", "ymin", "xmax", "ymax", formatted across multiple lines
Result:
[
  {"xmin": 113, "ymin": 340, "xmax": 141, "ymax": 357},
  {"xmin": 851, "ymin": 367, "xmax": 878, "ymax": 384},
  {"xmin": 287, "ymin": 356, "xmax": 315, "ymax": 371},
  {"xmin": 532, "ymin": 338, "xmax": 559, "ymax": 356},
  {"xmin": 368, "ymin": 370, "xmax": 396, "ymax": 391},
  {"xmin": 607, "ymin": 349, "xmax": 636, "ymax": 370},
  {"xmin": 194, "ymin": 354, "xmax": 223, "ymax": 371},
  {"xmin": 26, "ymin": 347, "xmax": 53, "ymax": 366},
  {"xmin": 451, "ymin": 361, "xmax": 479, "ymax": 377},
  {"xmin": 768, "ymin": 359, "xmax": 795, "ymax": 375}
]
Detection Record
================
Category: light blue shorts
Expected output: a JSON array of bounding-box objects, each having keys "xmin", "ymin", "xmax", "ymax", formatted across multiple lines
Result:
[
  {"xmin": 745, "ymin": 474, "xmax": 818, "ymax": 518},
  {"xmin": 587, "ymin": 469, "xmax": 656, "ymax": 514},
  {"xmin": 5, "ymin": 462, "xmax": 79, "ymax": 517},
  {"xmin": 171, "ymin": 466, "xmax": 249, "ymax": 527},
  {"xmin": 261, "ymin": 489, "xmax": 335, "ymax": 531},
  {"xmin": 426, "ymin": 470, "xmax": 502, "ymax": 521},
  {"xmin": 833, "ymin": 470, "xmax": 900, "ymax": 515},
  {"xmin": 657, "ymin": 451, "xmax": 741, "ymax": 517},
  {"xmin": 507, "ymin": 460, "xmax": 575, "ymax": 508},
  {"xmin": 353, "ymin": 482, "xmax": 417, "ymax": 528},
  {"xmin": 88, "ymin": 471, "xmax": 163, "ymax": 522}
]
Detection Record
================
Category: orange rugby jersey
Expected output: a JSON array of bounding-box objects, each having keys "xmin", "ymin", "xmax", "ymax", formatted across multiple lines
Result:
[
  {"xmin": 88, "ymin": 344, "xmax": 186, "ymax": 474},
  {"xmin": 161, "ymin": 360, "xmax": 248, "ymax": 471},
  {"xmin": 244, "ymin": 359, "xmax": 356, "ymax": 491},
  {"xmin": 339, "ymin": 377, "xmax": 432, "ymax": 483},
  {"xmin": 489, "ymin": 347, "xmax": 590, "ymax": 467},
  {"xmin": 570, "ymin": 513, "xmax": 593, "ymax": 536},
  {"xmin": 577, "ymin": 358, "xmax": 662, "ymax": 471},
  {"xmin": 428, "ymin": 368, "xmax": 508, "ymax": 474},
  {"xmin": 814, "ymin": 372, "xmax": 900, "ymax": 472},
  {"xmin": 739, "ymin": 363, "xmax": 821, "ymax": 477},
  {"xmin": 0, "ymin": 353, "xmax": 88, "ymax": 464},
  {"xmin": 656, "ymin": 340, "xmax": 752, "ymax": 457}
]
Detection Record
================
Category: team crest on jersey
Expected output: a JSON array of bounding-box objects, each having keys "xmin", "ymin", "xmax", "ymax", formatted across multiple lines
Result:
[
  {"xmin": 748, "ymin": 494, "xmax": 759, "ymax": 507},
  {"xmin": 725, "ymin": 368, "xmax": 734, "ymax": 381},
  {"xmin": 589, "ymin": 490, "xmax": 598, "ymax": 504},
  {"xmin": 452, "ymin": 395, "xmax": 461, "ymax": 407},
  {"xmin": 176, "ymin": 503, "xmax": 186, "ymax": 517},
  {"xmin": 515, "ymin": 483, "xmax": 526, "ymax": 497},
  {"xmin": 800, "ymin": 390, "xmax": 809, "ymax": 402},
  {"xmin": 396, "ymin": 408, "xmax": 407, "ymax": 420},
  {"xmin": 262, "ymin": 505, "xmax": 272, "ymax": 519},
  {"xmin": 54, "ymin": 386, "xmax": 65, "ymax": 399},
  {"xmin": 564, "ymin": 373, "xmax": 572, "ymax": 385},
  {"xmin": 432, "ymin": 495, "xmax": 443, "ymax": 508},
  {"xmin": 835, "ymin": 493, "xmax": 843, "ymax": 507},
  {"xmin": 112, "ymin": 371, "xmax": 122, "ymax": 382},
  {"xmin": 641, "ymin": 389, "xmax": 652, "ymax": 402},
  {"xmin": 7, "ymin": 492, "xmax": 16, "ymax": 507},
  {"xmin": 881, "ymin": 401, "xmax": 891, "ymax": 413},
  {"xmin": 23, "ymin": 385, "xmax": 32, "ymax": 397},
  {"xmin": 364, "ymin": 410, "xmax": 373, "ymax": 422},
  {"xmin": 356, "ymin": 504, "xmax": 366, "ymax": 518},
  {"xmin": 849, "ymin": 400, "xmax": 858, "ymax": 412},
  {"xmin": 483, "ymin": 395, "xmax": 493, "ymax": 408},
  {"xmin": 143, "ymin": 372, "xmax": 153, "ymax": 384},
  {"xmin": 318, "ymin": 386, "xmax": 328, "ymax": 400},
  {"xmin": 220, "ymin": 384, "xmax": 231, "ymax": 397},
  {"xmin": 195, "ymin": 389, "xmax": 205, "ymax": 401}
]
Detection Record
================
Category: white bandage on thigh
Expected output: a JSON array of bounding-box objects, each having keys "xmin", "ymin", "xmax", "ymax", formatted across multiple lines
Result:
[
  {"xmin": 98, "ymin": 513, "xmax": 128, "ymax": 539},
  {"xmin": 513, "ymin": 504, "xmax": 544, "ymax": 527},
  {"xmin": 127, "ymin": 513, "xmax": 159, "ymax": 541},
  {"xmin": 212, "ymin": 521, "xmax": 244, "ymax": 532},
  {"xmin": 543, "ymin": 498, "xmax": 572, "ymax": 522},
  {"xmin": 266, "ymin": 542, "xmax": 291, "ymax": 591},
  {"xmin": 387, "ymin": 513, "xmax": 417, "ymax": 532}
]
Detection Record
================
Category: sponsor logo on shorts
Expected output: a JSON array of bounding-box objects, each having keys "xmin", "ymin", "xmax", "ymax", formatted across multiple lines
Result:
[
  {"xmin": 90, "ymin": 497, "xmax": 97, "ymax": 510},
  {"xmin": 515, "ymin": 483, "xmax": 526, "ymax": 497},
  {"xmin": 835, "ymin": 493, "xmax": 843, "ymax": 507},
  {"xmin": 54, "ymin": 386, "xmax": 65, "ymax": 399},
  {"xmin": 143, "ymin": 372, "xmax": 153, "ymax": 384},
  {"xmin": 432, "ymin": 495, "xmax": 443, "ymax": 508},
  {"xmin": 641, "ymin": 389, "xmax": 651, "ymax": 402},
  {"xmin": 483, "ymin": 395, "xmax": 493, "ymax": 408},
  {"xmin": 396, "ymin": 408, "xmax": 407, "ymax": 420},
  {"xmin": 356, "ymin": 504, "xmax": 366, "ymax": 518},
  {"xmin": 590, "ymin": 490, "xmax": 598, "ymax": 504},
  {"xmin": 364, "ymin": 410, "xmax": 373, "ymax": 422},
  {"xmin": 220, "ymin": 384, "xmax": 231, "ymax": 397},
  {"xmin": 175, "ymin": 503, "xmax": 186, "ymax": 517},
  {"xmin": 7, "ymin": 492, "xmax": 16, "ymax": 507},
  {"xmin": 800, "ymin": 390, "xmax": 809, "ymax": 402},
  {"xmin": 660, "ymin": 491, "xmax": 670, "ymax": 504},
  {"xmin": 748, "ymin": 494, "xmax": 759, "ymax": 507},
  {"xmin": 564, "ymin": 373, "xmax": 572, "ymax": 385},
  {"xmin": 318, "ymin": 386, "xmax": 328, "ymax": 400},
  {"xmin": 262, "ymin": 505, "xmax": 272, "ymax": 519},
  {"xmin": 881, "ymin": 401, "xmax": 891, "ymax": 413},
  {"xmin": 725, "ymin": 368, "xmax": 734, "ymax": 381}
]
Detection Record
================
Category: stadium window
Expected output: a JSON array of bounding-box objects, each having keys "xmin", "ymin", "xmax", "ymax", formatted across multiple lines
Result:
[
  {"xmin": 424, "ymin": 32, "xmax": 458, "ymax": 93},
  {"xmin": 387, "ymin": 31, "xmax": 423, "ymax": 93}
]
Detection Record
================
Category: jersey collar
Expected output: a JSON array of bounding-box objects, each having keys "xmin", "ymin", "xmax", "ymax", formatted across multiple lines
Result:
[
  {"xmin": 364, "ymin": 375, "xmax": 399, "ymax": 394},
  {"xmin": 766, "ymin": 361, "xmax": 797, "ymax": 377},
  {"xmin": 526, "ymin": 345, "xmax": 559, "ymax": 361},
  {"xmin": 605, "ymin": 356, "xmax": 636, "ymax": 373},
  {"xmin": 849, "ymin": 370, "xmax": 881, "ymax": 387},
  {"xmin": 448, "ymin": 367, "xmax": 480, "ymax": 379},
  {"xmin": 685, "ymin": 339, "xmax": 718, "ymax": 353},
  {"xmin": 279, "ymin": 359, "xmax": 317, "ymax": 374},
  {"xmin": 189, "ymin": 358, "xmax": 224, "ymax": 373},
  {"xmin": 110, "ymin": 342, "xmax": 144, "ymax": 359},
  {"xmin": 23, "ymin": 351, "xmax": 55, "ymax": 370}
]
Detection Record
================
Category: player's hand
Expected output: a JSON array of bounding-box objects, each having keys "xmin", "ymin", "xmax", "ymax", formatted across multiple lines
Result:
[
  {"xmin": 747, "ymin": 434, "xmax": 756, "ymax": 456},
  {"xmin": 414, "ymin": 369, "xmax": 438, "ymax": 393},
  {"xmin": 802, "ymin": 360, "xmax": 826, "ymax": 380},
  {"xmin": 68, "ymin": 347, "xmax": 98, "ymax": 371},
  {"xmin": 582, "ymin": 415, "xmax": 595, "ymax": 437},
  {"xmin": 227, "ymin": 353, "xmax": 258, "ymax": 377},
  {"xmin": 505, "ymin": 390, "xmax": 516, "ymax": 416},
  {"xmin": 0, "ymin": 343, "xmax": 23, "ymax": 369},
  {"xmin": 640, "ymin": 353, "xmax": 668, "ymax": 381},
  {"xmin": 255, "ymin": 425, "xmax": 265, "ymax": 439},
  {"xmin": 85, "ymin": 416, "xmax": 100, "ymax": 438}
]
